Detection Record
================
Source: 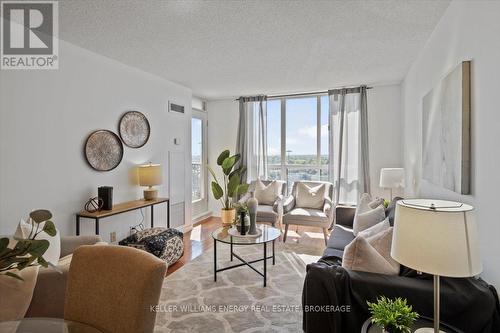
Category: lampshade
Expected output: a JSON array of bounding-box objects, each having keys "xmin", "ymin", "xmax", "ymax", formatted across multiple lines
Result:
[
  {"xmin": 379, "ymin": 168, "xmax": 405, "ymax": 188},
  {"xmin": 138, "ymin": 164, "xmax": 162, "ymax": 186},
  {"xmin": 391, "ymin": 199, "xmax": 482, "ymax": 277}
]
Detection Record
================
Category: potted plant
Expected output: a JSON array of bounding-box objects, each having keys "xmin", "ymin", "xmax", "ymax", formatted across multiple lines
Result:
[
  {"xmin": 208, "ymin": 150, "xmax": 249, "ymax": 226},
  {"xmin": 367, "ymin": 296, "xmax": 419, "ymax": 333},
  {"xmin": 0, "ymin": 209, "xmax": 56, "ymax": 280}
]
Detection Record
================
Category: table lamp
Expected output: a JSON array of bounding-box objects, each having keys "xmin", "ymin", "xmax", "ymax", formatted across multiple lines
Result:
[
  {"xmin": 379, "ymin": 168, "xmax": 405, "ymax": 200},
  {"xmin": 391, "ymin": 199, "xmax": 482, "ymax": 333},
  {"xmin": 138, "ymin": 163, "xmax": 163, "ymax": 200}
]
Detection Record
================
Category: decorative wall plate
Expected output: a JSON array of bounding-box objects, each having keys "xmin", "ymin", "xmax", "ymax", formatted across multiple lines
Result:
[
  {"xmin": 84, "ymin": 130, "xmax": 123, "ymax": 171},
  {"xmin": 118, "ymin": 111, "xmax": 150, "ymax": 148}
]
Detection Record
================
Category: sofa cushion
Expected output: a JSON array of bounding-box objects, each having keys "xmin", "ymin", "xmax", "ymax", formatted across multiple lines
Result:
[
  {"xmin": 358, "ymin": 218, "xmax": 390, "ymax": 238},
  {"xmin": 353, "ymin": 194, "xmax": 385, "ymax": 235},
  {"xmin": 385, "ymin": 196, "xmax": 403, "ymax": 226},
  {"xmin": 295, "ymin": 183, "xmax": 326, "ymax": 210},
  {"xmin": 255, "ymin": 179, "xmax": 281, "ymax": 205},
  {"xmin": 327, "ymin": 225, "xmax": 355, "ymax": 250},
  {"xmin": 342, "ymin": 228, "xmax": 399, "ymax": 275}
]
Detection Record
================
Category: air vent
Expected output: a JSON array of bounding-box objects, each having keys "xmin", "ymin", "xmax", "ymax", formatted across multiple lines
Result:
[{"xmin": 168, "ymin": 101, "xmax": 185, "ymax": 114}]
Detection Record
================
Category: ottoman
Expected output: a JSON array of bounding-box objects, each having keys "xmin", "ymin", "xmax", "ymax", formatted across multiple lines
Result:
[{"xmin": 119, "ymin": 227, "xmax": 184, "ymax": 267}]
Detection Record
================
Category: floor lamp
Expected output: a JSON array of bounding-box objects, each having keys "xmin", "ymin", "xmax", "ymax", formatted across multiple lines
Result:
[
  {"xmin": 391, "ymin": 199, "xmax": 482, "ymax": 333},
  {"xmin": 379, "ymin": 168, "xmax": 405, "ymax": 200}
]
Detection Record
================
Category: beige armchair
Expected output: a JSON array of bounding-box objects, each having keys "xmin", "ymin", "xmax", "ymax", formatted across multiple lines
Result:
[
  {"xmin": 282, "ymin": 181, "xmax": 334, "ymax": 245},
  {"xmin": 64, "ymin": 245, "xmax": 167, "ymax": 333},
  {"xmin": 26, "ymin": 235, "xmax": 103, "ymax": 318},
  {"xmin": 239, "ymin": 180, "xmax": 287, "ymax": 228}
]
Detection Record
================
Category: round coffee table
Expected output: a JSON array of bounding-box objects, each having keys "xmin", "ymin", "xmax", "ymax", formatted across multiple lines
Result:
[
  {"xmin": 361, "ymin": 316, "xmax": 463, "ymax": 333},
  {"xmin": 0, "ymin": 317, "xmax": 103, "ymax": 332},
  {"xmin": 212, "ymin": 224, "xmax": 281, "ymax": 287}
]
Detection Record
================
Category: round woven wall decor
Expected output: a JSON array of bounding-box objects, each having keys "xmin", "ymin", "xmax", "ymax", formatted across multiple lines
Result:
[
  {"xmin": 118, "ymin": 111, "xmax": 150, "ymax": 148},
  {"xmin": 84, "ymin": 130, "xmax": 123, "ymax": 171}
]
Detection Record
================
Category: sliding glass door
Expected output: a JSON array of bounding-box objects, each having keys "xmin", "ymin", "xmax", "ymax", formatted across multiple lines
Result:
[
  {"xmin": 192, "ymin": 109, "xmax": 208, "ymax": 218},
  {"xmin": 266, "ymin": 95, "xmax": 330, "ymax": 190}
]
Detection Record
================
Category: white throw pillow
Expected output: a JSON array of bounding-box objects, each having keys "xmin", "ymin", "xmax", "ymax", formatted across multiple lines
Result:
[
  {"xmin": 342, "ymin": 227, "xmax": 400, "ymax": 275},
  {"xmin": 15, "ymin": 218, "xmax": 60, "ymax": 265},
  {"xmin": 358, "ymin": 218, "xmax": 390, "ymax": 238},
  {"xmin": 254, "ymin": 179, "xmax": 281, "ymax": 205},
  {"xmin": 353, "ymin": 193, "xmax": 386, "ymax": 235},
  {"xmin": 295, "ymin": 183, "xmax": 326, "ymax": 210}
]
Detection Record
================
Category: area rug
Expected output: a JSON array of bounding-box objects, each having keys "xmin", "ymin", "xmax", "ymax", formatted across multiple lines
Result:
[{"xmin": 154, "ymin": 241, "xmax": 323, "ymax": 333}]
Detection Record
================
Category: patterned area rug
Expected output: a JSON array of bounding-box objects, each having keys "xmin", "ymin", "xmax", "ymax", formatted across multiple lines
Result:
[{"xmin": 154, "ymin": 240, "xmax": 323, "ymax": 333}]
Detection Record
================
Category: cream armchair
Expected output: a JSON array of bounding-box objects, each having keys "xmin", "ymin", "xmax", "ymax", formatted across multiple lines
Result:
[
  {"xmin": 282, "ymin": 181, "xmax": 334, "ymax": 245},
  {"xmin": 239, "ymin": 180, "xmax": 287, "ymax": 228}
]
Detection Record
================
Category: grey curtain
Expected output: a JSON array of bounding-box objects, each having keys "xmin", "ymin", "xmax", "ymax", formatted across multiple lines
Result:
[
  {"xmin": 359, "ymin": 86, "xmax": 371, "ymax": 194},
  {"xmin": 235, "ymin": 95, "xmax": 267, "ymax": 183},
  {"xmin": 329, "ymin": 86, "xmax": 370, "ymax": 205}
]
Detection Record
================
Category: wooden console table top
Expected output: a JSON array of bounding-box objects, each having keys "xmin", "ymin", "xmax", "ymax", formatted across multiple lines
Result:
[{"xmin": 77, "ymin": 197, "xmax": 169, "ymax": 218}]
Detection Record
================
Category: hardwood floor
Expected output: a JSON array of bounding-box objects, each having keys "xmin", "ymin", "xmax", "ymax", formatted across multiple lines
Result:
[{"xmin": 166, "ymin": 216, "xmax": 329, "ymax": 276}]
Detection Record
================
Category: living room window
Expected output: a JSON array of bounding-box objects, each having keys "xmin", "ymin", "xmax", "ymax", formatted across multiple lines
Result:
[{"xmin": 266, "ymin": 94, "xmax": 330, "ymax": 190}]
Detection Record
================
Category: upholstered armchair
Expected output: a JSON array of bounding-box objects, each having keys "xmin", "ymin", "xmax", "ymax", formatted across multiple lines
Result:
[
  {"xmin": 239, "ymin": 180, "xmax": 287, "ymax": 228},
  {"xmin": 282, "ymin": 181, "xmax": 334, "ymax": 245}
]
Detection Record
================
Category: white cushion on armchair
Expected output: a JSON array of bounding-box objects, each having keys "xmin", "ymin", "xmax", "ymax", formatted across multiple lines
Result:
[{"xmin": 255, "ymin": 179, "xmax": 282, "ymax": 205}]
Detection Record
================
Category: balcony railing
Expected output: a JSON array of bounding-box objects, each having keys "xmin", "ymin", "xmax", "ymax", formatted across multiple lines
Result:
[
  {"xmin": 192, "ymin": 162, "xmax": 202, "ymax": 200},
  {"xmin": 267, "ymin": 164, "xmax": 329, "ymax": 192}
]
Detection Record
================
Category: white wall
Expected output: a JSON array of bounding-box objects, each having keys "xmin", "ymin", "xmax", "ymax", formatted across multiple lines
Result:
[
  {"xmin": 0, "ymin": 40, "xmax": 193, "ymax": 242},
  {"xmin": 206, "ymin": 85, "xmax": 402, "ymax": 214},
  {"xmin": 206, "ymin": 99, "xmax": 239, "ymax": 216},
  {"xmin": 401, "ymin": 1, "xmax": 500, "ymax": 287},
  {"xmin": 367, "ymin": 85, "xmax": 403, "ymax": 199}
]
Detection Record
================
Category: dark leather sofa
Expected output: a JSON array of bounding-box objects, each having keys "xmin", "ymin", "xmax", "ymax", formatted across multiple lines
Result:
[{"xmin": 302, "ymin": 198, "xmax": 500, "ymax": 333}]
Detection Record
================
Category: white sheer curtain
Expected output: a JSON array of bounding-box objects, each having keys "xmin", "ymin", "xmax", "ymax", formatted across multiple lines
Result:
[
  {"xmin": 329, "ymin": 86, "xmax": 370, "ymax": 205},
  {"xmin": 236, "ymin": 96, "xmax": 267, "ymax": 183}
]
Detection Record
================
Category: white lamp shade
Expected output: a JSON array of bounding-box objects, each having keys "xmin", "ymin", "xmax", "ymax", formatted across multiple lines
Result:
[
  {"xmin": 391, "ymin": 199, "xmax": 482, "ymax": 277},
  {"xmin": 138, "ymin": 164, "xmax": 163, "ymax": 186},
  {"xmin": 379, "ymin": 168, "xmax": 405, "ymax": 188}
]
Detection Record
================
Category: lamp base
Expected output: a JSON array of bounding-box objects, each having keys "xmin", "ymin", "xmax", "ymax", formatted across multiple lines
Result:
[
  {"xmin": 414, "ymin": 328, "xmax": 445, "ymax": 333},
  {"xmin": 143, "ymin": 188, "xmax": 158, "ymax": 200}
]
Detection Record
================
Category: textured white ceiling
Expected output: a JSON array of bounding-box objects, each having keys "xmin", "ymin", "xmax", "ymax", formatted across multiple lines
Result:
[{"xmin": 59, "ymin": 0, "xmax": 449, "ymax": 99}]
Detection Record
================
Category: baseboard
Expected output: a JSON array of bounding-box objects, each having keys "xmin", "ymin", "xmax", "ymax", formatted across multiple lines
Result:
[{"xmin": 192, "ymin": 211, "xmax": 212, "ymax": 224}]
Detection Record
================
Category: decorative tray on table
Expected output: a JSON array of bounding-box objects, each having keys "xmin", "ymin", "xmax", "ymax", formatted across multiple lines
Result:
[{"xmin": 228, "ymin": 227, "xmax": 262, "ymax": 238}]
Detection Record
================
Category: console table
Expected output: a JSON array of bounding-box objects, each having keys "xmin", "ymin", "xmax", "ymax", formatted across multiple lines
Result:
[{"xmin": 76, "ymin": 197, "xmax": 170, "ymax": 235}]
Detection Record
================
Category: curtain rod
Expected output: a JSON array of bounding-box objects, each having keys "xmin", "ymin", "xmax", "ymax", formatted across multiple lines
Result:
[{"xmin": 235, "ymin": 86, "xmax": 372, "ymax": 101}]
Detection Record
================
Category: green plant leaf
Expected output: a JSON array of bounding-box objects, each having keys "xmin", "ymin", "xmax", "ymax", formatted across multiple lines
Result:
[
  {"xmin": 42, "ymin": 220, "xmax": 57, "ymax": 237},
  {"xmin": 5, "ymin": 271, "xmax": 24, "ymax": 281},
  {"xmin": 0, "ymin": 237, "xmax": 9, "ymax": 251},
  {"xmin": 221, "ymin": 156, "xmax": 237, "ymax": 175},
  {"xmin": 227, "ymin": 173, "xmax": 240, "ymax": 197},
  {"xmin": 236, "ymin": 183, "xmax": 250, "ymax": 195},
  {"xmin": 217, "ymin": 150, "xmax": 230, "ymax": 166},
  {"xmin": 211, "ymin": 182, "xmax": 223, "ymax": 200},
  {"xmin": 30, "ymin": 209, "xmax": 52, "ymax": 223},
  {"xmin": 26, "ymin": 239, "xmax": 49, "ymax": 258}
]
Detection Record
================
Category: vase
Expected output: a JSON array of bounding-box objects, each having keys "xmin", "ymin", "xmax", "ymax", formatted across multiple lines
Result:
[
  {"xmin": 220, "ymin": 208, "xmax": 236, "ymax": 226},
  {"xmin": 247, "ymin": 191, "xmax": 258, "ymax": 235}
]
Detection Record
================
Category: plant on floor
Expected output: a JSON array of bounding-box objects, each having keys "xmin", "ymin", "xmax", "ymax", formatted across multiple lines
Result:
[
  {"xmin": 0, "ymin": 210, "xmax": 56, "ymax": 280},
  {"xmin": 367, "ymin": 296, "xmax": 419, "ymax": 333},
  {"xmin": 208, "ymin": 150, "xmax": 249, "ymax": 224}
]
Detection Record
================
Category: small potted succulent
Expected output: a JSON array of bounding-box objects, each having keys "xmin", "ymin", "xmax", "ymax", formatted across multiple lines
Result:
[
  {"xmin": 208, "ymin": 150, "xmax": 249, "ymax": 226},
  {"xmin": 233, "ymin": 202, "xmax": 250, "ymax": 234},
  {"xmin": 367, "ymin": 296, "xmax": 419, "ymax": 333}
]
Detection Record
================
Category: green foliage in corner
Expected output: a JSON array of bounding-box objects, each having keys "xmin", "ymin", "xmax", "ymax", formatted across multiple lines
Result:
[
  {"xmin": 208, "ymin": 150, "xmax": 249, "ymax": 210},
  {"xmin": 367, "ymin": 296, "xmax": 419, "ymax": 333},
  {"xmin": 0, "ymin": 210, "xmax": 55, "ymax": 281}
]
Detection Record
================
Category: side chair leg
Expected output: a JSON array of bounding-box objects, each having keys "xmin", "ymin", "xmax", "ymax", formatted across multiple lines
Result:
[
  {"xmin": 283, "ymin": 224, "xmax": 289, "ymax": 243},
  {"xmin": 322, "ymin": 228, "xmax": 329, "ymax": 246}
]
